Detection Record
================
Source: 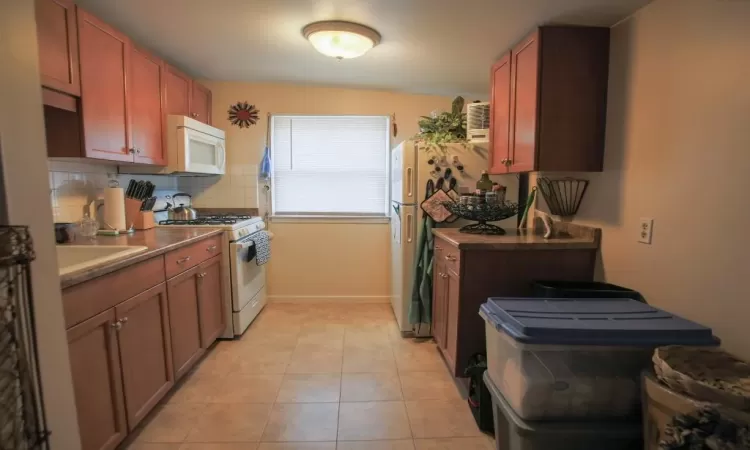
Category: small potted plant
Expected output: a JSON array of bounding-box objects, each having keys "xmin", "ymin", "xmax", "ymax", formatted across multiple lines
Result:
[{"xmin": 414, "ymin": 96, "xmax": 467, "ymax": 149}]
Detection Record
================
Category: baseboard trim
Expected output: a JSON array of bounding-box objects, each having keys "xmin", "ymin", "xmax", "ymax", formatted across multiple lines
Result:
[{"xmin": 268, "ymin": 295, "xmax": 391, "ymax": 304}]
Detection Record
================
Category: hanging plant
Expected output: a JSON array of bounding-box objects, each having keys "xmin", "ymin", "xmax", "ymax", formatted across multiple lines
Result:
[
  {"xmin": 228, "ymin": 102, "xmax": 260, "ymax": 128},
  {"xmin": 414, "ymin": 96, "xmax": 467, "ymax": 148}
]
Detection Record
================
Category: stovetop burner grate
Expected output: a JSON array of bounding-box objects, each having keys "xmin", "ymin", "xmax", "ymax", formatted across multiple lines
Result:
[{"xmin": 159, "ymin": 214, "xmax": 255, "ymax": 226}]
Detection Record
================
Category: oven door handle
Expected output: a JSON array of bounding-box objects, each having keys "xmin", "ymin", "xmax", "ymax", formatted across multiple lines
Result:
[{"xmin": 232, "ymin": 237, "xmax": 256, "ymax": 250}]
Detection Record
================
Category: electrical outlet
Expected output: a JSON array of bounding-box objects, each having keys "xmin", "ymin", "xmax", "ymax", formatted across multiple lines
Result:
[{"xmin": 639, "ymin": 218, "xmax": 654, "ymax": 244}]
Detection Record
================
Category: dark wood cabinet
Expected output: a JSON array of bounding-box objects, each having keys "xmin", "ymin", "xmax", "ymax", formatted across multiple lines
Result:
[
  {"xmin": 115, "ymin": 283, "xmax": 173, "ymax": 429},
  {"xmin": 35, "ymin": 0, "xmax": 80, "ymax": 96},
  {"xmin": 488, "ymin": 53, "xmax": 512, "ymax": 175},
  {"xmin": 77, "ymin": 8, "xmax": 132, "ymax": 162},
  {"xmin": 164, "ymin": 64, "xmax": 191, "ymax": 118},
  {"xmin": 167, "ymin": 266, "xmax": 204, "ymax": 379},
  {"xmin": 67, "ymin": 309, "xmax": 127, "ymax": 450},
  {"xmin": 129, "ymin": 46, "xmax": 167, "ymax": 165},
  {"xmin": 509, "ymin": 31, "xmax": 539, "ymax": 173},
  {"xmin": 190, "ymin": 81, "xmax": 212, "ymax": 125},
  {"xmin": 432, "ymin": 259, "xmax": 448, "ymax": 351},
  {"xmin": 489, "ymin": 26, "xmax": 610, "ymax": 173},
  {"xmin": 431, "ymin": 232, "xmax": 597, "ymax": 377},
  {"xmin": 197, "ymin": 255, "xmax": 225, "ymax": 348}
]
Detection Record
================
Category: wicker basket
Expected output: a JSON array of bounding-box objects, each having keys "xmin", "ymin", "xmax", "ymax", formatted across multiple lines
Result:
[{"xmin": 653, "ymin": 346, "xmax": 750, "ymax": 411}]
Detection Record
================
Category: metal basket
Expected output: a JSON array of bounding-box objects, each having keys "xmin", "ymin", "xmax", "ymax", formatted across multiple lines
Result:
[
  {"xmin": 538, "ymin": 177, "xmax": 589, "ymax": 218},
  {"xmin": 443, "ymin": 201, "xmax": 518, "ymax": 235}
]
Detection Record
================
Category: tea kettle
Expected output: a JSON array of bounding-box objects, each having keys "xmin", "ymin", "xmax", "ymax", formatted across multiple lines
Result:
[{"xmin": 168, "ymin": 193, "xmax": 197, "ymax": 221}]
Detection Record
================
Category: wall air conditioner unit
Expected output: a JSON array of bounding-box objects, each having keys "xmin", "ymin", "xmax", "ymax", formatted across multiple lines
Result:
[{"xmin": 466, "ymin": 102, "xmax": 490, "ymax": 144}]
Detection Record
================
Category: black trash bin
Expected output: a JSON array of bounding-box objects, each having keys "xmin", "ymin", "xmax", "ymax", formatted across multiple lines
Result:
[{"xmin": 532, "ymin": 280, "xmax": 644, "ymax": 303}]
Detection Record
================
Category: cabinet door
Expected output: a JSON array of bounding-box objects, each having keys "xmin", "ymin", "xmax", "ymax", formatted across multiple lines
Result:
[
  {"xmin": 190, "ymin": 81, "xmax": 212, "ymax": 125},
  {"xmin": 167, "ymin": 267, "xmax": 204, "ymax": 379},
  {"xmin": 164, "ymin": 64, "xmax": 191, "ymax": 117},
  {"xmin": 431, "ymin": 262, "xmax": 447, "ymax": 350},
  {"xmin": 130, "ymin": 46, "xmax": 166, "ymax": 165},
  {"xmin": 444, "ymin": 269, "xmax": 460, "ymax": 370},
  {"xmin": 67, "ymin": 309, "xmax": 127, "ymax": 450},
  {"xmin": 197, "ymin": 255, "xmax": 225, "ymax": 348},
  {"xmin": 35, "ymin": 0, "xmax": 80, "ymax": 96},
  {"xmin": 115, "ymin": 283, "xmax": 174, "ymax": 429},
  {"xmin": 488, "ymin": 52, "xmax": 512, "ymax": 174},
  {"xmin": 77, "ymin": 9, "xmax": 132, "ymax": 162},
  {"xmin": 509, "ymin": 30, "xmax": 540, "ymax": 173}
]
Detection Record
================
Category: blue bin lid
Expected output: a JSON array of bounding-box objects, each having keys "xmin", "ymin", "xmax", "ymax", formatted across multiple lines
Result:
[{"xmin": 480, "ymin": 298, "xmax": 719, "ymax": 346}]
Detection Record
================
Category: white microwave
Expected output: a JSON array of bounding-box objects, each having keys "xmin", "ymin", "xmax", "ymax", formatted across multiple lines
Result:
[{"xmin": 166, "ymin": 115, "xmax": 226, "ymax": 175}]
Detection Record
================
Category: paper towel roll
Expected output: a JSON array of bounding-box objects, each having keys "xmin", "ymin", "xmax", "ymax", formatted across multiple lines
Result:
[{"xmin": 103, "ymin": 187, "xmax": 127, "ymax": 231}]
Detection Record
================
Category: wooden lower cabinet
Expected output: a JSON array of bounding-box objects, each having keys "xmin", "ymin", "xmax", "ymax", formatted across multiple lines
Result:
[
  {"xmin": 197, "ymin": 255, "xmax": 225, "ymax": 347},
  {"xmin": 67, "ymin": 309, "xmax": 127, "ymax": 450},
  {"xmin": 115, "ymin": 283, "xmax": 173, "ymax": 429},
  {"xmin": 167, "ymin": 266, "xmax": 204, "ymax": 379},
  {"xmin": 432, "ymin": 236, "xmax": 596, "ymax": 377}
]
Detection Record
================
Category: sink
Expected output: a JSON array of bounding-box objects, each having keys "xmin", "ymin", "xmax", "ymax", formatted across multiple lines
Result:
[{"xmin": 56, "ymin": 245, "xmax": 149, "ymax": 276}]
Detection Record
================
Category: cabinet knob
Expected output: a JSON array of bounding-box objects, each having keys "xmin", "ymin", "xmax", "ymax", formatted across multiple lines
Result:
[
  {"xmin": 128, "ymin": 148, "xmax": 136, "ymax": 154},
  {"xmin": 445, "ymin": 255, "xmax": 456, "ymax": 261},
  {"xmin": 191, "ymin": 113, "xmax": 198, "ymax": 118},
  {"xmin": 136, "ymin": 148, "xmax": 142, "ymax": 154},
  {"xmin": 111, "ymin": 321, "xmax": 122, "ymax": 331},
  {"xmin": 206, "ymin": 245, "xmax": 217, "ymax": 253},
  {"xmin": 176, "ymin": 256, "xmax": 191, "ymax": 265},
  {"xmin": 197, "ymin": 272, "xmax": 207, "ymax": 278},
  {"xmin": 504, "ymin": 159, "xmax": 513, "ymax": 166},
  {"xmin": 441, "ymin": 273, "xmax": 449, "ymax": 279},
  {"xmin": 435, "ymin": 246, "xmax": 442, "ymax": 251}
]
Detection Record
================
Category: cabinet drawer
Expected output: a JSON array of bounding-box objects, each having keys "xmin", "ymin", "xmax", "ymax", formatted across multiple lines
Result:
[
  {"xmin": 434, "ymin": 237, "xmax": 461, "ymax": 276},
  {"xmin": 165, "ymin": 235, "xmax": 221, "ymax": 279},
  {"xmin": 63, "ymin": 256, "xmax": 166, "ymax": 329}
]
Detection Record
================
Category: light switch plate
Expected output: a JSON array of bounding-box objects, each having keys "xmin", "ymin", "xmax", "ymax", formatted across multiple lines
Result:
[{"xmin": 639, "ymin": 218, "xmax": 654, "ymax": 244}]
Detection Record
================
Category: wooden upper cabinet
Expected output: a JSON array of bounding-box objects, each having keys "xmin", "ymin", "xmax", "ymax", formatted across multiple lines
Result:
[
  {"xmin": 509, "ymin": 31, "xmax": 539, "ymax": 173},
  {"xmin": 489, "ymin": 26, "xmax": 610, "ymax": 173},
  {"xmin": 190, "ymin": 81, "xmax": 212, "ymax": 125},
  {"xmin": 67, "ymin": 309, "xmax": 127, "ymax": 450},
  {"xmin": 197, "ymin": 255, "xmax": 225, "ymax": 348},
  {"xmin": 77, "ymin": 8, "xmax": 132, "ymax": 162},
  {"xmin": 164, "ymin": 64, "xmax": 191, "ymax": 118},
  {"xmin": 488, "ymin": 53, "xmax": 512, "ymax": 174},
  {"xmin": 130, "ymin": 46, "xmax": 167, "ymax": 165},
  {"xmin": 167, "ymin": 267, "xmax": 204, "ymax": 380},
  {"xmin": 35, "ymin": 0, "xmax": 80, "ymax": 96},
  {"xmin": 115, "ymin": 283, "xmax": 173, "ymax": 429}
]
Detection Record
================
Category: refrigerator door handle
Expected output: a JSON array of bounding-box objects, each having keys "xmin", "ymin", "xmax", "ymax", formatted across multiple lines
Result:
[
  {"xmin": 406, "ymin": 213, "xmax": 413, "ymax": 243},
  {"xmin": 406, "ymin": 167, "xmax": 413, "ymax": 198}
]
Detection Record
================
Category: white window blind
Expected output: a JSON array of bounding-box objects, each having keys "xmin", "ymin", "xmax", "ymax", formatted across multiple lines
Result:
[{"xmin": 271, "ymin": 115, "xmax": 390, "ymax": 217}]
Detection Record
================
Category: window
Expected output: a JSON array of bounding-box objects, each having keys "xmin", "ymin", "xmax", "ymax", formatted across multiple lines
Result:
[{"xmin": 270, "ymin": 115, "xmax": 390, "ymax": 218}]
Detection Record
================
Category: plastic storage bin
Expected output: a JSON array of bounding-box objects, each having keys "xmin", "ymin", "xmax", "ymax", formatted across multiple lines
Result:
[
  {"xmin": 479, "ymin": 298, "xmax": 719, "ymax": 420},
  {"xmin": 533, "ymin": 280, "xmax": 643, "ymax": 302},
  {"xmin": 484, "ymin": 372, "xmax": 642, "ymax": 450}
]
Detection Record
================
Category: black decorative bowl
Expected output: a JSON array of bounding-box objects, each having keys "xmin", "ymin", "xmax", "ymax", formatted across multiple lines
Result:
[{"xmin": 443, "ymin": 201, "xmax": 519, "ymax": 235}]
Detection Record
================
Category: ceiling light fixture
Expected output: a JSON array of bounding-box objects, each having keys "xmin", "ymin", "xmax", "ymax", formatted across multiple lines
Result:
[{"xmin": 302, "ymin": 21, "xmax": 381, "ymax": 59}]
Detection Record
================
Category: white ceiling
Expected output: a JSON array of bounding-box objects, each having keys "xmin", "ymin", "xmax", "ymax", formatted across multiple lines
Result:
[{"xmin": 75, "ymin": 0, "xmax": 651, "ymax": 99}]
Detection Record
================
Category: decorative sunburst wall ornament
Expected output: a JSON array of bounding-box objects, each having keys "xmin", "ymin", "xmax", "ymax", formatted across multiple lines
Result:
[{"xmin": 228, "ymin": 102, "xmax": 260, "ymax": 128}]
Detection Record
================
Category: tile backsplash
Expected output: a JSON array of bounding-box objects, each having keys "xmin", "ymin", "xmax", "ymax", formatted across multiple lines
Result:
[{"xmin": 48, "ymin": 160, "xmax": 260, "ymax": 223}]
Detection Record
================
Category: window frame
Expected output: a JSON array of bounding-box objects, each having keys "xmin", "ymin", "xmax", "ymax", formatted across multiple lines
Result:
[{"xmin": 269, "ymin": 114, "xmax": 391, "ymax": 222}]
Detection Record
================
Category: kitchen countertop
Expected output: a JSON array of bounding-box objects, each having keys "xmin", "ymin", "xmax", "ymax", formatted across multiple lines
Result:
[
  {"xmin": 432, "ymin": 226, "xmax": 600, "ymax": 250},
  {"xmin": 59, "ymin": 228, "xmax": 224, "ymax": 289}
]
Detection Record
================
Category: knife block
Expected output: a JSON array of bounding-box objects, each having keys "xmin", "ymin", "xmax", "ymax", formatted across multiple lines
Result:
[{"xmin": 124, "ymin": 198, "xmax": 155, "ymax": 230}]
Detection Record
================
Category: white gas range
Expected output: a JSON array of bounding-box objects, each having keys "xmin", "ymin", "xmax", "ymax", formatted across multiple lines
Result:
[{"xmin": 157, "ymin": 213, "xmax": 267, "ymax": 338}]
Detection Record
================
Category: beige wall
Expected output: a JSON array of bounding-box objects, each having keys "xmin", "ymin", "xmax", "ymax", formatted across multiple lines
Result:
[
  {"xmin": 536, "ymin": 0, "xmax": 750, "ymax": 359},
  {"xmin": 197, "ymin": 82, "xmax": 453, "ymax": 301},
  {"xmin": 0, "ymin": 2, "xmax": 81, "ymax": 448}
]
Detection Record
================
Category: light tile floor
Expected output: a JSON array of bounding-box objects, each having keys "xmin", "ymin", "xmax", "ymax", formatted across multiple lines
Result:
[{"xmin": 128, "ymin": 303, "xmax": 493, "ymax": 450}]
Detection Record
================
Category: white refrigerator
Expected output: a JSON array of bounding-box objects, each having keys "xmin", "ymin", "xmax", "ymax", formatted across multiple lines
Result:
[{"xmin": 389, "ymin": 141, "xmax": 518, "ymax": 336}]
